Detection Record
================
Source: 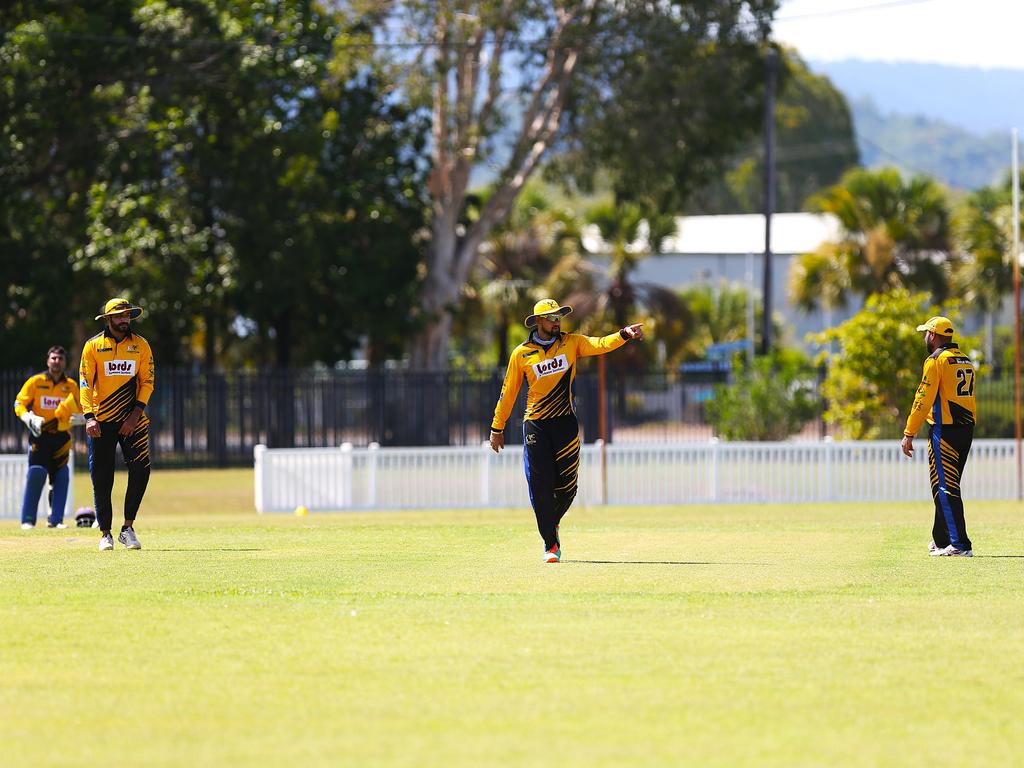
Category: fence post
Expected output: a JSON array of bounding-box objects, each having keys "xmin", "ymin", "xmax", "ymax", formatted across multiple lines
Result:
[
  {"xmin": 480, "ymin": 441, "xmax": 491, "ymax": 507},
  {"xmin": 254, "ymin": 444, "xmax": 266, "ymax": 513},
  {"xmin": 367, "ymin": 442, "xmax": 379, "ymax": 509},
  {"xmin": 824, "ymin": 436, "xmax": 834, "ymax": 502},
  {"xmin": 340, "ymin": 442, "xmax": 353, "ymax": 509},
  {"xmin": 708, "ymin": 437, "xmax": 719, "ymax": 502}
]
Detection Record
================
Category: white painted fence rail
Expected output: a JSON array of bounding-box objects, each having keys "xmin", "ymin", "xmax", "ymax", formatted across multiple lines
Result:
[
  {"xmin": 254, "ymin": 439, "xmax": 1019, "ymax": 512},
  {"xmin": 0, "ymin": 452, "xmax": 76, "ymax": 520}
]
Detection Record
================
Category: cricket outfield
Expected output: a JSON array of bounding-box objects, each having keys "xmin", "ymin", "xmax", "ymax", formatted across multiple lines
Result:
[{"xmin": 1, "ymin": 468, "xmax": 1022, "ymax": 767}]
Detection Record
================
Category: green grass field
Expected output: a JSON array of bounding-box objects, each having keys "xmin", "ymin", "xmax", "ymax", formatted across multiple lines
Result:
[{"xmin": 2, "ymin": 469, "xmax": 1023, "ymax": 767}]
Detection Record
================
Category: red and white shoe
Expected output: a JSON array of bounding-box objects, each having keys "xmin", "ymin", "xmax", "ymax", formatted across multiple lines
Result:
[
  {"xmin": 934, "ymin": 544, "xmax": 973, "ymax": 557},
  {"xmin": 543, "ymin": 544, "xmax": 560, "ymax": 563}
]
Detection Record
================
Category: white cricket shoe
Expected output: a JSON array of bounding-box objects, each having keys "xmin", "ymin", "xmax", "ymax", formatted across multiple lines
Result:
[
  {"xmin": 47, "ymin": 522, "xmax": 68, "ymax": 529},
  {"xmin": 935, "ymin": 545, "xmax": 973, "ymax": 557},
  {"xmin": 99, "ymin": 534, "xmax": 114, "ymax": 551},
  {"xmin": 928, "ymin": 541, "xmax": 940, "ymax": 555},
  {"xmin": 21, "ymin": 522, "xmax": 34, "ymax": 530},
  {"xmin": 118, "ymin": 527, "xmax": 142, "ymax": 550}
]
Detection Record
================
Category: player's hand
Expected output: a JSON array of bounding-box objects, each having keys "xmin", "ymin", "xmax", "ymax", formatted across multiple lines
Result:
[
  {"xmin": 489, "ymin": 430, "xmax": 505, "ymax": 454},
  {"xmin": 119, "ymin": 408, "xmax": 142, "ymax": 436},
  {"xmin": 85, "ymin": 418, "xmax": 101, "ymax": 438},
  {"xmin": 21, "ymin": 412, "xmax": 44, "ymax": 437},
  {"xmin": 623, "ymin": 323, "xmax": 644, "ymax": 340},
  {"xmin": 900, "ymin": 435, "xmax": 914, "ymax": 458}
]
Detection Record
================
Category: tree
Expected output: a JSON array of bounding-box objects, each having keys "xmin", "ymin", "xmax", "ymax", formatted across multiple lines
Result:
[
  {"xmin": 1, "ymin": 2, "xmax": 427, "ymax": 368},
  {"xmin": 705, "ymin": 348, "xmax": 818, "ymax": 440},
  {"xmin": 687, "ymin": 48, "xmax": 860, "ymax": 214},
  {"xmin": 813, "ymin": 289, "xmax": 974, "ymax": 439},
  {"xmin": 674, "ymin": 280, "xmax": 781, "ymax": 364},
  {"xmin": 381, "ymin": 0, "xmax": 778, "ymax": 369},
  {"xmin": 475, "ymin": 186, "xmax": 584, "ymax": 365},
  {"xmin": 951, "ymin": 177, "xmax": 1022, "ymax": 363},
  {"xmin": 789, "ymin": 167, "xmax": 955, "ymax": 314},
  {"xmin": 0, "ymin": 1, "xmax": 150, "ymax": 366}
]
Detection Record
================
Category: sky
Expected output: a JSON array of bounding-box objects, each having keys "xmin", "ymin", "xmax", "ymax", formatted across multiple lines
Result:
[{"xmin": 773, "ymin": 0, "xmax": 1024, "ymax": 70}]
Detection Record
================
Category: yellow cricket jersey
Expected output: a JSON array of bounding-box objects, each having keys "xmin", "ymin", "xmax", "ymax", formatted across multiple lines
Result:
[
  {"xmin": 904, "ymin": 343, "xmax": 977, "ymax": 436},
  {"xmin": 79, "ymin": 329, "xmax": 155, "ymax": 423},
  {"xmin": 13, "ymin": 372, "xmax": 81, "ymax": 433},
  {"xmin": 491, "ymin": 331, "xmax": 629, "ymax": 431}
]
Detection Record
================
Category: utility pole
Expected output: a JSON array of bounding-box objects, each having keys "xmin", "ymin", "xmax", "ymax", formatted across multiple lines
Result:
[{"xmin": 760, "ymin": 47, "xmax": 778, "ymax": 356}]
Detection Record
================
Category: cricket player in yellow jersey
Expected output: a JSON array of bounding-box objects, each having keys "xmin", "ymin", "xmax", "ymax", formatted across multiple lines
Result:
[
  {"xmin": 900, "ymin": 316, "xmax": 977, "ymax": 557},
  {"xmin": 13, "ymin": 346, "xmax": 83, "ymax": 528},
  {"xmin": 490, "ymin": 299, "xmax": 643, "ymax": 562},
  {"xmin": 80, "ymin": 298, "xmax": 154, "ymax": 551}
]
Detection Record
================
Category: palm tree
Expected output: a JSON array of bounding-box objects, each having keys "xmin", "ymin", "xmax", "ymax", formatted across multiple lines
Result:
[
  {"xmin": 564, "ymin": 201, "xmax": 687, "ymax": 338},
  {"xmin": 475, "ymin": 187, "xmax": 585, "ymax": 365},
  {"xmin": 789, "ymin": 167, "xmax": 955, "ymax": 314},
  {"xmin": 951, "ymin": 182, "xmax": 1019, "ymax": 362}
]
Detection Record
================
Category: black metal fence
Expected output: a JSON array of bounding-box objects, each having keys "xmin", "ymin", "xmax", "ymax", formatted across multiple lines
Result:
[{"xmin": 0, "ymin": 366, "xmax": 1017, "ymax": 467}]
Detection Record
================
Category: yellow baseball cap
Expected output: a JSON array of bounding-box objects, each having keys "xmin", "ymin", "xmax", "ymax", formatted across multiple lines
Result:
[
  {"xmin": 524, "ymin": 299, "xmax": 572, "ymax": 328},
  {"xmin": 95, "ymin": 297, "xmax": 144, "ymax": 321},
  {"xmin": 915, "ymin": 316, "xmax": 954, "ymax": 336}
]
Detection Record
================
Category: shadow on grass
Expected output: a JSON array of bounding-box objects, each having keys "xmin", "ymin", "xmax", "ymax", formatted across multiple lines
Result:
[
  {"xmin": 147, "ymin": 547, "xmax": 263, "ymax": 552},
  {"xmin": 566, "ymin": 559, "xmax": 769, "ymax": 566}
]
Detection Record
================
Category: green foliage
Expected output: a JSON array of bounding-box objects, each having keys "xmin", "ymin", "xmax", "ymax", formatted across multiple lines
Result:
[
  {"xmin": 565, "ymin": 201, "xmax": 687, "ymax": 372},
  {"xmin": 951, "ymin": 176, "xmax": 1023, "ymax": 319},
  {"xmin": 0, "ymin": 2, "xmax": 427, "ymax": 368},
  {"xmin": 790, "ymin": 167, "xmax": 955, "ymax": 314},
  {"xmin": 853, "ymin": 96, "xmax": 1012, "ymax": 191},
  {"xmin": 549, "ymin": 1, "xmax": 778, "ymax": 210},
  {"xmin": 674, "ymin": 281, "xmax": 786, "ymax": 365},
  {"xmin": 813, "ymin": 289, "xmax": 978, "ymax": 439},
  {"xmin": 688, "ymin": 48, "xmax": 860, "ymax": 214},
  {"xmin": 705, "ymin": 348, "xmax": 819, "ymax": 441}
]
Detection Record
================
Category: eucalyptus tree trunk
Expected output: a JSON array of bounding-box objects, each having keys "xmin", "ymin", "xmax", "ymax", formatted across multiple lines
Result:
[{"xmin": 408, "ymin": 1, "xmax": 596, "ymax": 370}]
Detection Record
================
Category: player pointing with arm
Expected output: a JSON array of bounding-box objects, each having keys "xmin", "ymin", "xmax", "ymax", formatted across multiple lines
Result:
[
  {"xmin": 900, "ymin": 316, "xmax": 976, "ymax": 557},
  {"xmin": 490, "ymin": 299, "xmax": 643, "ymax": 563},
  {"xmin": 81, "ymin": 298, "xmax": 155, "ymax": 551}
]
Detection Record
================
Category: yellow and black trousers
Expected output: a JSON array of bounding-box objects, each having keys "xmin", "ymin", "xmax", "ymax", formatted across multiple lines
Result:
[
  {"xmin": 928, "ymin": 423, "xmax": 972, "ymax": 551},
  {"xmin": 88, "ymin": 416, "xmax": 152, "ymax": 532},
  {"xmin": 523, "ymin": 414, "xmax": 581, "ymax": 550}
]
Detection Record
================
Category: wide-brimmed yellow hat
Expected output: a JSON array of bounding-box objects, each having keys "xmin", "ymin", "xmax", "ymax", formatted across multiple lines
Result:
[
  {"xmin": 525, "ymin": 299, "xmax": 572, "ymax": 328},
  {"xmin": 915, "ymin": 316, "xmax": 954, "ymax": 336},
  {"xmin": 95, "ymin": 297, "xmax": 144, "ymax": 321}
]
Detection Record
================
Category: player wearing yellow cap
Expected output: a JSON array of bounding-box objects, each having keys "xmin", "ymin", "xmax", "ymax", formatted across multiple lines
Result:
[
  {"xmin": 13, "ymin": 346, "xmax": 83, "ymax": 528},
  {"xmin": 490, "ymin": 299, "xmax": 643, "ymax": 562},
  {"xmin": 80, "ymin": 298, "xmax": 154, "ymax": 551},
  {"xmin": 900, "ymin": 316, "xmax": 977, "ymax": 556}
]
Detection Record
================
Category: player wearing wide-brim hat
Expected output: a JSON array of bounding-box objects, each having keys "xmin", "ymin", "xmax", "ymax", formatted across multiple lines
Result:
[
  {"xmin": 900, "ymin": 314, "xmax": 977, "ymax": 556},
  {"xmin": 491, "ymin": 298, "xmax": 644, "ymax": 563},
  {"xmin": 94, "ymin": 297, "xmax": 145, "ymax": 321},
  {"xmin": 524, "ymin": 298, "xmax": 572, "ymax": 328},
  {"xmin": 80, "ymin": 297, "xmax": 154, "ymax": 551}
]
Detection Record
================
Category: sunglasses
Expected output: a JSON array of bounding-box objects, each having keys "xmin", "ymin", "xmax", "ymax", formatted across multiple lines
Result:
[{"xmin": 538, "ymin": 314, "xmax": 563, "ymax": 322}]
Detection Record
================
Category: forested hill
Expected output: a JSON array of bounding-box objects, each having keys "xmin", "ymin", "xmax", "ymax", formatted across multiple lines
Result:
[
  {"xmin": 810, "ymin": 60, "xmax": 1024, "ymax": 135},
  {"xmin": 811, "ymin": 59, "xmax": 1022, "ymax": 190},
  {"xmin": 851, "ymin": 97, "xmax": 1010, "ymax": 190}
]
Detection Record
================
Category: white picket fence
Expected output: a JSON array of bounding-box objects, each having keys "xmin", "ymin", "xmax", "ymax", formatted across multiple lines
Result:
[
  {"xmin": 0, "ymin": 452, "xmax": 76, "ymax": 520},
  {"xmin": 253, "ymin": 439, "xmax": 1020, "ymax": 512}
]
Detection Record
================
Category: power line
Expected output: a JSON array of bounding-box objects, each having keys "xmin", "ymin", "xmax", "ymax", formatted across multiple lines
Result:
[{"xmin": 774, "ymin": 0, "xmax": 939, "ymax": 23}]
